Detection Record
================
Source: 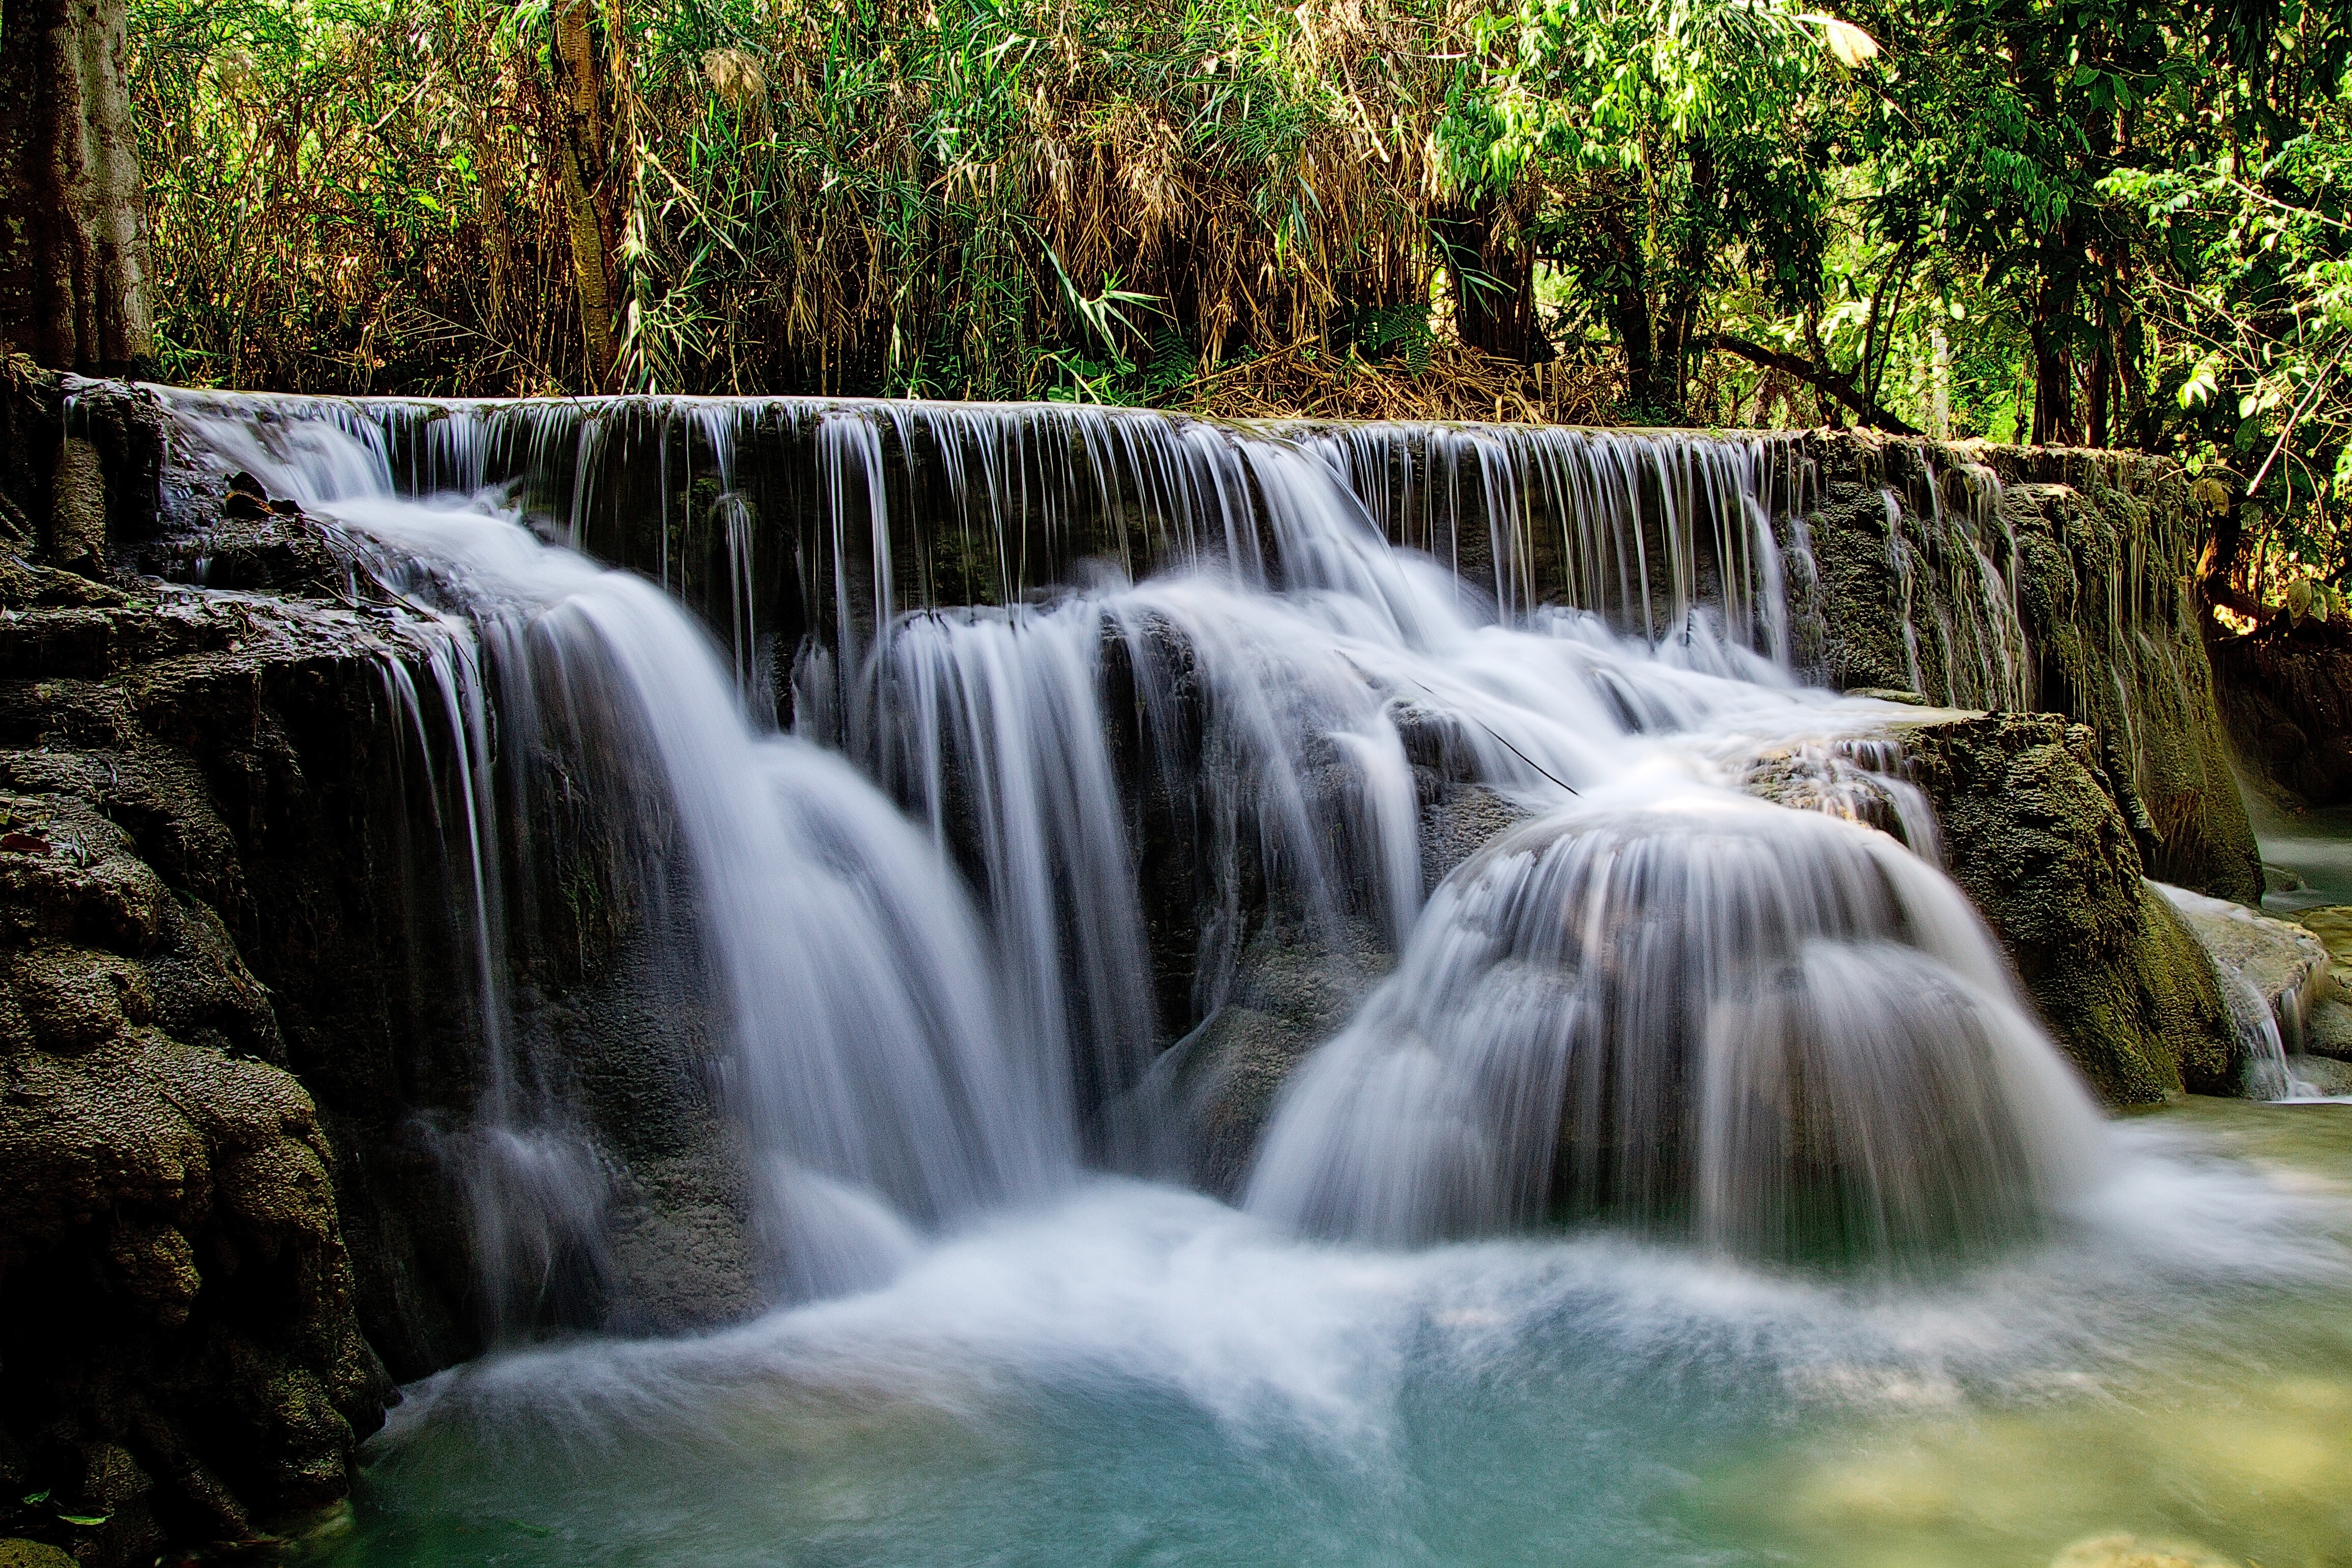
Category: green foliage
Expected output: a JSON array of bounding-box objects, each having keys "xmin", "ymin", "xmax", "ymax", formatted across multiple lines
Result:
[
  {"xmin": 128, "ymin": 0, "xmax": 1463, "ymax": 398},
  {"xmin": 2106, "ymin": 104, "xmax": 2352, "ymax": 588}
]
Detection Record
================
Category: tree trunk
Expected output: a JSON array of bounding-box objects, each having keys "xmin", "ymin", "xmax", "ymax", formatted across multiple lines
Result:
[
  {"xmin": 550, "ymin": 0, "xmax": 616, "ymax": 389},
  {"xmin": 0, "ymin": 0, "xmax": 154, "ymax": 373},
  {"xmin": 2085, "ymin": 337, "xmax": 2113, "ymax": 450},
  {"xmin": 1593, "ymin": 199, "xmax": 1662, "ymax": 414},
  {"xmin": 1654, "ymin": 138, "xmax": 1716, "ymax": 412},
  {"xmin": 1436, "ymin": 198, "xmax": 1549, "ymax": 365},
  {"xmin": 1928, "ymin": 321, "xmax": 1952, "ymax": 439},
  {"xmin": 2029, "ymin": 323, "xmax": 2079, "ymax": 446}
]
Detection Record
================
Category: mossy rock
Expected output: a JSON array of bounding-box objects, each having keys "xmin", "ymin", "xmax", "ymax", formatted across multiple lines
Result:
[
  {"xmin": 0, "ymin": 1542, "xmax": 76, "ymax": 1568},
  {"xmin": 1782, "ymin": 435, "xmax": 2259, "ymax": 905},
  {"xmin": 1881, "ymin": 713, "xmax": 2238, "ymax": 1102}
]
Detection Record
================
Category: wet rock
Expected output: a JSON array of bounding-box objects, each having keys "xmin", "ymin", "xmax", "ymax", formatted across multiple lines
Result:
[
  {"xmin": 1, "ymin": 367, "xmax": 164, "ymax": 583},
  {"xmin": 1419, "ymin": 782, "xmax": 1541, "ymax": 893},
  {"xmin": 2288, "ymin": 904, "xmax": 2352, "ymax": 992},
  {"xmin": 70, "ymin": 1442, "xmax": 164, "ymax": 1568},
  {"xmin": 192, "ymin": 512, "xmax": 347, "ymax": 597},
  {"xmin": 47, "ymin": 438, "xmax": 106, "ymax": 576},
  {"xmin": 0, "ymin": 798, "xmax": 168, "ymax": 952},
  {"xmin": 1157, "ymin": 906, "xmax": 1393, "ymax": 1198},
  {"xmin": 2049, "ymin": 1533, "xmax": 2231, "ymax": 1568},
  {"xmin": 1784, "ymin": 436, "xmax": 2259, "ymax": 904},
  {"xmin": 0, "ymin": 393, "xmax": 471, "ymax": 1554},
  {"xmin": 1880, "ymin": 712, "xmax": 2238, "ymax": 1102},
  {"xmin": 1166, "ymin": 785, "xmax": 1534, "ymax": 1195},
  {"xmin": 2157, "ymin": 886, "xmax": 2331, "ymax": 1050},
  {"xmin": 0, "ymin": 1018, "xmax": 393, "ymax": 1560},
  {"xmin": 2288, "ymin": 905, "xmax": 2352, "ymax": 1059},
  {"xmin": 2263, "ymin": 861, "xmax": 2308, "ymax": 894},
  {"xmin": 603, "ymin": 1140, "xmax": 764, "ymax": 1334},
  {"xmin": 2288, "ymin": 1052, "xmax": 2352, "ymax": 1093}
]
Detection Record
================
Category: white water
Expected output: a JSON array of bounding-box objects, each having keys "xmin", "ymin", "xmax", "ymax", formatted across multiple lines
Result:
[
  {"xmin": 1246, "ymin": 791, "xmax": 2103, "ymax": 1259},
  {"xmin": 173, "ymin": 399, "xmax": 1073, "ymax": 1307},
  {"xmin": 147, "ymin": 389, "xmax": 2352, "ymax": 1567},
  {"xmin": 155, "ymin": 388, "xmax": 2122, "ymax": 1290},
  {"xmin": 304, "ymin": 1114, "xmax": 2352, "ymax": 1568}
]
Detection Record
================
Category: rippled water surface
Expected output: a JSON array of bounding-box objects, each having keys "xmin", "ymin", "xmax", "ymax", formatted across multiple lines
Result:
[{"xmin": 286, "ymin": 1102, "xmax": 2352, "ymax": 1568}]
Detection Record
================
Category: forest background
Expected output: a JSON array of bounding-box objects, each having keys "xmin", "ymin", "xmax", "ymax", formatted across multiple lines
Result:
[{"xmin": 104, "ymin": 0, "xmax": 2352, "ymax": 610}]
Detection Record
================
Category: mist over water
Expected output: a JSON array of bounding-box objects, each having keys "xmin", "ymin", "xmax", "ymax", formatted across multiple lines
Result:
[
  {"xmin": 322, "ymin": 1117, "xmax": 2349, "ymax": 1568},
  {"xmin": 151, "ymin": 389, "xmax": 2352, "ymax": 1566}
]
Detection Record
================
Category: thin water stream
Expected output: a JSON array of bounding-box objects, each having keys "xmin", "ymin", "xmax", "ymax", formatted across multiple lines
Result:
[{"xmin": 142, "ymin": 390, "xmax": 2352, "ymax": 1567}]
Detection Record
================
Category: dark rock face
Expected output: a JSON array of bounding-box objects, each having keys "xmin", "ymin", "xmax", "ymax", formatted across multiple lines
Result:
[
  {"xmin": 0, "ymin": 368, "xmax": 458, "ymax": 1559},
  {"xmin": 0, "ymin": 366, "xmax": 161, "ymax": 573},
  {"xmin": 1156, "ymin": 906, "xmax": 1390, "ymax": 1198},
  {"xmin": 1886, "ymin": 713, "xmax": 2237, "ymax": 1104},
  {"xmin": 2211, "ymin": 623, "xmax": 2352, "ymax": 806},
  {"xmin": 1163, "ymin": 782, "xmax": 1538, "ymax": 1197},
  {"xmin": 1779, "ymin": 435, "xmax": 2259, "ymax": 905},
  {"xmin": 0, "ymin": 365, "xmax": 771, "ymax": 1562},
  {"xmin": 2286, "ymin": 906, "xmax": 2352, "ymax": 1062},
  {"xmin": 0, "ymin": 576, "xmax": 435, "ymax": 1562}
]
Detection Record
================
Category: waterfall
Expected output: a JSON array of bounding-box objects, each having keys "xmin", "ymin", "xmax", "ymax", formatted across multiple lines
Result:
[
  {"xmin": 163, "ymin": 397, "xmax": 1075, "ymax": 1312},
  {"xmin": 155, "ymin": 391, "xmax": 1795, "ymax": 692},
  {"xmin": 1243, "ymin": 788, "xmax": 2103, "ymax": 1262},
  {"xmin": 150, "ymin": 386, "xmax": 2114, "ymax": 1299}
]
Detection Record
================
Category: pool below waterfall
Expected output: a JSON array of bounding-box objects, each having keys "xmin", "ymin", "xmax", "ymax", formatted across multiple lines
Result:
[{"xmin": 283, "ymin": 1099, "xmax": 2351, "ymax": 1568}]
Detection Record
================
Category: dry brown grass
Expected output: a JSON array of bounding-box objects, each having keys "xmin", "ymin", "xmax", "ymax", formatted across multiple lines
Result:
[
  {"xmin": 1184, "ymin": 339, "xmax": 1621, "ymax": 424},
  {"xmin": 127, "ymin": 0, "xmax": 1543, "ymax": 408}
]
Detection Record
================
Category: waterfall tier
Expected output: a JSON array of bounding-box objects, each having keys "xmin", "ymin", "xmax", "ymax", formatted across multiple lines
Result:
[
  {"xmin": 126, "ymin": 386, "xmax": 2176, "ymax": 1304},
  {"xmin": 143, "ymin": 390, "xmax": 2259, "ymax": 917},
  {"xmin": 1246, "ymin": 789, "xmax": 2102, "ymax": 1261}
]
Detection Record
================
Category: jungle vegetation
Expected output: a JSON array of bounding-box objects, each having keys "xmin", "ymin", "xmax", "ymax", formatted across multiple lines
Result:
[{"xmin": 107, "ymin": 0, "xmax": 2352, "ymax": 604}]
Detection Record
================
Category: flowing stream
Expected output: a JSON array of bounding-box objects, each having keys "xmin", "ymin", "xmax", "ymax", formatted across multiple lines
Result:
[{"xmin": 152, "ymin": 391, "xmax": 2352, "ymax": 1567}]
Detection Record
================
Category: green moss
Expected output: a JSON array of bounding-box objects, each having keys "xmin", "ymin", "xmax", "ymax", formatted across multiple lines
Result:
[
  {"xmin": 1894, "ymin": 713, "xmax": 2236, "ymax": 1104},
  {"xmin": 1788, "ymin": 437, "xmax": 2260, "ymax": 905}
]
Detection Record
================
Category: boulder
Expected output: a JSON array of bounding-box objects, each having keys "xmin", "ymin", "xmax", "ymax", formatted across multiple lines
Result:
[
  {"xmin": 0, "ymin": 1025, "xmax": 394, "ymax": 1547},
  {"xmin": 2154, "ymin": 886, "xmax": 2331, "ymax": 1048},
  {"xmin": 1864, "ymin": 713, "xmax": 2238, "ymax": 1103},
  {"xmin": 1153, "ymin": 904, "xmax": 1391, "ymax": 1199},
  {"xmin": 1780, "ymin": 435, "xmax": 2259, "ymax": 904},
  {"xmin": 1159, "ymin": 782, "xmax": 1534, "ymax": 1196},
  {"xmin": 2287, "ymin": 905, "xmax": 2352, "ymax": 1060}
]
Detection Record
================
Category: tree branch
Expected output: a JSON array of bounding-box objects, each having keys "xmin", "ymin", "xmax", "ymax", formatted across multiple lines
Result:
[{"xmin": 1711, "ymin": 334, "xmax": 1923, "ymax": 435}]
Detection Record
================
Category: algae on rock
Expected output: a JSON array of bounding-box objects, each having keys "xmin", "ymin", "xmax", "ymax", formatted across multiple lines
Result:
[
  {"xmin": 1886, "ymin": 713, "xmax": 2238, "ymax": 1103},
  {"xmin": 1777, "ymin": 435, "xmax": 2258, "ymax": 906}
]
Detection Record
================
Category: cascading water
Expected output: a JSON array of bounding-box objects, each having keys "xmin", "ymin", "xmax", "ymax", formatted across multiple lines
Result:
[
  {"xmin": 1245, "ymin": 788, "xmax": 2103, "ymax": 1261},
  {"xmin": 167, "ymin": 398, "xmax": 1075, "ymax": 1309},
  {"xmin": 135, "ymin": 388, "xmax": 2352, "ymax": 1568},
  {"xmin": 152, "ymin": 385, "xmax": 2110, "ymax": 1280}
]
